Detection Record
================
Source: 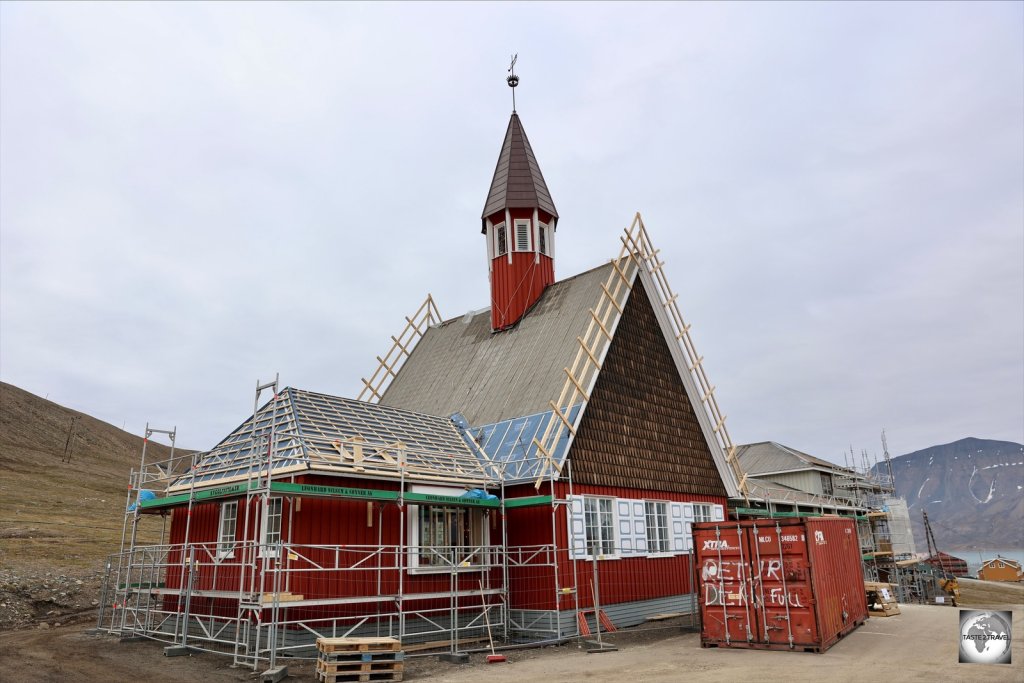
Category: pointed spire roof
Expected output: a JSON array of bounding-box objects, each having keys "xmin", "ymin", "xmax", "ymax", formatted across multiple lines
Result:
[{"xmin": 481, "ymin": 112, "xmax": 558, "ymax": 233}]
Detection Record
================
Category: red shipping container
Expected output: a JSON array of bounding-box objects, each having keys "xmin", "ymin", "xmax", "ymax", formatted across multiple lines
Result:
[{"xmin": 694, "ymin": 517, "xmax": 868, "ymax": 653}]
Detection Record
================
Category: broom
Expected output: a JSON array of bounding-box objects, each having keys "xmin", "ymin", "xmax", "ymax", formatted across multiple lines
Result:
[{"xmin": 480, "ymin": 579, "xmax": 507, "ymax": 663}]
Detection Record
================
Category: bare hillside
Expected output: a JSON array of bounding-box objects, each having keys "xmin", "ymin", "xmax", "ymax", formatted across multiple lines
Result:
[
  {"xmin": 0, "ymin": 381, "xmax": 185, "ymax": 571},
  {"xmin": 0, "ymin": 382, "xmax": 197, "ymax": 629}
]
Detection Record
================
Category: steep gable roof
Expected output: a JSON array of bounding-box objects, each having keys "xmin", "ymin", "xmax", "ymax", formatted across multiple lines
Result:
[
  {"xmin": 481, "ymin": 112, "xmax": 558, "ymax": 230},
  {"xmin": 380, "ymin": 242, "xmax": 740, "ymax": 497},
  {"xmin": 381, "ymin": 263, "xmax": 612, "ymax": 426}
]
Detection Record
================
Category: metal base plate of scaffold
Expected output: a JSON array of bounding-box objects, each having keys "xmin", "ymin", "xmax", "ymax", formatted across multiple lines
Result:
[
  {"xmin": 260, "ymin": 666, "xmax": 288, "ymax": 683},
  {"xmin": 585, "ymin": 640, "xmax": 618, "ymax": 653}
]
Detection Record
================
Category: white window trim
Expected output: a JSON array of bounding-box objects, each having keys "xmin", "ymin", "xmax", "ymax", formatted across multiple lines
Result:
[
  {"xmin": 486, "ymin": 218, "xmax": 493, "ymax": 263},
  {"xmin": 582, "ymin": 495, "xmax": 618, "ymax": 560},
  {"xmin": 217, "ymin": 500, "xmax": 238, "ymax": 559},
  {"xmin": 493, "ymin": 222, "xmax": 507, "ymax": 259},
  {"xmin": 645, "ymin": 500, "xmax": 671, "ymax": 554},
  {"xmin": 259, "ymin": 497, "xmax": 283, "ymax": 558},
  {"xmin": 406, "ymin": 485, "xmax": 490, "ymax": 574},
  {"xmin": 513, "ymin": 219, "xmax": 531, "ymax": 252},
  {"xmin": 538, "ymin": 223, "xmax": 549, "ymax": 256},
  {"xmin": 693, "ymin": 502, "xmax": 714, "ymax": 524}
]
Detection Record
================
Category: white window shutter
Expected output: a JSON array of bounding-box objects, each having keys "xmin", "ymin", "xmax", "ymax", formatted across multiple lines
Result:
[
  {"xmin": 670, "ymin": 502, "xmax": 686, "ymax": 552},
  {"xmin": 632, "ymin": 500, "xmax": 647, "ymax": 554},
  {"xmin": 712, "ymin": 504, "xmax": 725, "ymax": 522},
  {"xmin": 617, "ymin": 500, "xmax": 633, "ymax": 555},
  {"xmin": 567, "ymin": 496, "xmax": 586, "ymax": 559},
  {"xmin": 683, "ymin": 503, "xmax": 695, "ymax": 552}
]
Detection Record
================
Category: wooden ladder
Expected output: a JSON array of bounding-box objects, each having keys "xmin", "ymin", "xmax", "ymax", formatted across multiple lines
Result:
[{"xmin": 358, "ymin": 294, "xmax": 442, "ymax": 403}]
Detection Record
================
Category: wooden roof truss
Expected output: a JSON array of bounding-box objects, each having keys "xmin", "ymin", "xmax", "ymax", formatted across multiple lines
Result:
[
  {"xmin": 531, "ymin": 213, "xmax": 748, "ymax": 498},
  {"xmin": 169, "ymin": 387, "xmax": 496, "ymax": 492},
  {"xmin": 359, "ymin": 294, "xmax": 442, "ymax": 403}
]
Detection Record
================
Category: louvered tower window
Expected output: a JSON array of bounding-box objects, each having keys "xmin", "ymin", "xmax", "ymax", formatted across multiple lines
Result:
[{"xmin": 514, "ymin": 220, "xmax": 531, "ymax": 251}]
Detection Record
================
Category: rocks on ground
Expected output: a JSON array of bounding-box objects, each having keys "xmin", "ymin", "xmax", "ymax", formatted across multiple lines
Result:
[{"xmin": 0, "ymin": 566, "xmax": 105, "ymax": 631}]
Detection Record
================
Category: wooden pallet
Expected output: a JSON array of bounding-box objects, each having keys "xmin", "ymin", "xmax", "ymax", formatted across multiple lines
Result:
[
  {"xmin": 318, "ymin": 659, "xmax": 404, "ymax": 673},
  {"xmin": 315, "ymin": 671, "xmax": 403, "ymax": 683},
  {"xmin": 320, "ymin": 651, "xmax": 405, "ymax": 663},
  {"xmin": 317, "ymin": 637, "xmax": 402, "ymax": 654}
]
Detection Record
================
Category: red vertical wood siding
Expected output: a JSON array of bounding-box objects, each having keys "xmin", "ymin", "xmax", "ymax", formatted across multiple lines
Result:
[
  {"xmin": 505, "ymin": 481, "xmax": 728, "ymax": 611},
  {"xmin": 488, "ymin": 208, "xmax": 556, "ymax": 330},
  {"xmin": 161, "ymin": 473, "xmax": 725, "ymax": 619},
  {"xmin": 163, "ymin": 474, "xmax": 504, "ymax": 622}
]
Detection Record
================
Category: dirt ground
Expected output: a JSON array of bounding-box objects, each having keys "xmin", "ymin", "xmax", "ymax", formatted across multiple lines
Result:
[{"xmin": 0, "ymin": 579, "xmax": 1020, "ymax": 683}]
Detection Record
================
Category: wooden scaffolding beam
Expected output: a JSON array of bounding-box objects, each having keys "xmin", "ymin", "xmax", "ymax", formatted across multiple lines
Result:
[
  {"xmin": 531, "ymin": 213, "xmax": 749, "ymax": 500},
  {"xmin": 358, "ymin": 294, "xmax": 442, "ymax": 403}
]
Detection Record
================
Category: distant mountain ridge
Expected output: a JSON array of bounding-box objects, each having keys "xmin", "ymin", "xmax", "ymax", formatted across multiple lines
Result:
[{"xmin": 883, "ymin": 437, "xmax": 1024, "ymax": 552}]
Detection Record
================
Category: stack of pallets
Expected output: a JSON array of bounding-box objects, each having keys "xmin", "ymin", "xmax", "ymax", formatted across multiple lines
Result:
[
  {"xmin": 315, "ymin": 637, "xmax": 404, "ymax": 683},
  {"xmin": 865, "ymin": 582, "xmax": 901, "ymax": 617}
]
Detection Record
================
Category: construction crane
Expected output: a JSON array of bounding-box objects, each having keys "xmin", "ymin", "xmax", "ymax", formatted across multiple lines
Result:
[
  {"xmin": 880, "ymin": 429, "xmax": 896, "ymax": 490},
  {"xmin": 923, "ymin": 510, "xmax": 960, "ymax": 605}
]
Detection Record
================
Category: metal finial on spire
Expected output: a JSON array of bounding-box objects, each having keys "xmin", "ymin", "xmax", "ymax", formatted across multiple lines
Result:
[{"xmin": 507, "ymin": 53, "xmax": 519, "ymax": 112}]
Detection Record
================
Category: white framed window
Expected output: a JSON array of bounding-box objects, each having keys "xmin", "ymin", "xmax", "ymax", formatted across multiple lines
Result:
[
  {"xmin": 583, "ymin": 496, "xmax": 616, "ymax": 557},
  {"xmin": 693, "ymin": 503, "xmax": 713, "ymax": 523},
  {"xmin": 494, "ymin": 222, "xmax": 507, "ymax": 258},
  {"xmin": 645, "ymin": 501, "xmax": 670, "ymax": 553},
  {"xmin": 538, "ymin": 223, "xmax": 548, "ymax": 255},
  {"xmin": 514, "ymin": 219, "xmax": 531, "ymax": 251},
  {"xmin": 407, "ymin": 486, "xmax": 489, "ymax": 572},
  {"xmin": 217, "ymin": 501, "xmax": 238, "ymax": 558},
  {"xmin": 259, "ymin": 497, "xmax": 283, "ymax": 558},
  {"xmin": 820, "ymin": 472, "xmax": 833, "ymax": 495}
]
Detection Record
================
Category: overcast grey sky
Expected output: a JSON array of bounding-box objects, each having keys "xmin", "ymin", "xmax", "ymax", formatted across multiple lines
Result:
[{"xmin": 1, "ymin": 2, "xmax": 1021, "ymax": 465}]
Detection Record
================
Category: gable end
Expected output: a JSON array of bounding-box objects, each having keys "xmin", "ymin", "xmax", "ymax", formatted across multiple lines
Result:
[{"xmin": 566, "ymin": 279, "xmax": 728, "ymax": 496}]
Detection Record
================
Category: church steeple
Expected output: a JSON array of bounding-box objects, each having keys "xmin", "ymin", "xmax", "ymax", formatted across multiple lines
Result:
[{"xmin": 481, "ymin": 108, "xmax": 559, "ymax": 331}]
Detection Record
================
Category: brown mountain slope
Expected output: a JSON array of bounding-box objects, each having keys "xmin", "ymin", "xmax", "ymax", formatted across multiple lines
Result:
[{"xmin": 0, "ymin": 382, "xmax": 186, "ymax": 573}]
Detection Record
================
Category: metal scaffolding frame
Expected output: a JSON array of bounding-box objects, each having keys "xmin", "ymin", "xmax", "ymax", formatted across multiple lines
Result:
[
  {"xmin": 98, "ymin": 216, "xmax": 730, "ymax": 673},
  {"xmin": 98, "ymin": 397, "xmax": 579, "ymax": 672}
]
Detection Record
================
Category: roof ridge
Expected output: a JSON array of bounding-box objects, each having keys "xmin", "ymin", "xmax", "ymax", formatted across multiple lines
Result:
[{"xmin": 290, "ymin": 386, "xmax": 462, "ymax": 424}]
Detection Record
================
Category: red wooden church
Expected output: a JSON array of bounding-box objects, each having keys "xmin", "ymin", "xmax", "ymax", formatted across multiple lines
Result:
[{"xmin": 113, "ymin": 101, "xmax": 742, "ymax": 663}]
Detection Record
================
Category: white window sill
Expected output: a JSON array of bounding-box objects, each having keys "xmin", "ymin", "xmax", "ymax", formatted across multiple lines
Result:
[
  {"xmin": 644, "ymin": 552, "xmax": 677, "ymax": 559},
  {"xmin": 408, "ymin": 565, "xmax": 486, "ymax": 575}
]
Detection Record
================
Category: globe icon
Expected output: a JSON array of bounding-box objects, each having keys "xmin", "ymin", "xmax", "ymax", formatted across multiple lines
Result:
[{"xmin": 960, "ymin": 611, "xmax": 1012, "ymax": 664}]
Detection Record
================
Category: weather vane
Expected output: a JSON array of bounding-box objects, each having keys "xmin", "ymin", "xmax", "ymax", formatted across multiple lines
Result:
[{"xmin": 507, "ymin": 53, "xmax": 519, "ymax": 112}]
